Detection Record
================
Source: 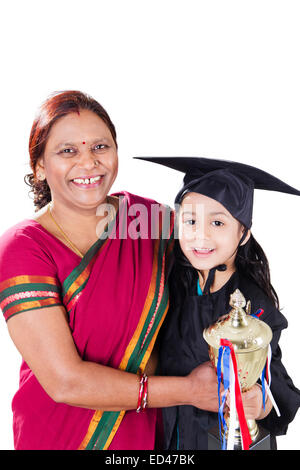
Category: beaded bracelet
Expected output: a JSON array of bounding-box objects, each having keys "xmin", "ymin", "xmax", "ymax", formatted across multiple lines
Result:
[{"xmin": 136, "ymin": 372, "xmax": 148, "ymax": 413}]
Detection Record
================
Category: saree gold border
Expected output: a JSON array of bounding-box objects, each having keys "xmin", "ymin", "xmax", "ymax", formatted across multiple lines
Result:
[
  {"xmin": 5, "ymin": 297, "xmax": 60, "ymax": 319},
  {"xmin": 118, "ymin": 239, "xmax": 160, "ymax": 372},
  {"xmin": 0, "ymin": 275, "xmax": 58, "ymax": 291},
  {"xmin": 78, "ymin": 411, "xmax": 103, "ymax": 450},
  {"xmin": 102, "ymin": 410, "xmax": 126, "ymax": 450},
  {"xmin": 63, "ymin": 238, "xmax": 110, "ymax": 305},
  {"xmin": 63, "ymin": 266, "xmax": 90, "ymax": 305},
  {"xmin": 101, "ymin": 299, "xmax": 170, "ymax": 451},
  {"xmin": 78, "ymin": 238, "xmax": 161, "ymax": 450},
  {"xmin": 115, "ymin": 208, "xmax": 173, "ymax": 372},
  {"xmin": 139, "ymin": 298, "xmax": 170, "ymax": 373},
  {"xmin": 101, "ymin": 239, "xmax": 164, "ymax": 449}
]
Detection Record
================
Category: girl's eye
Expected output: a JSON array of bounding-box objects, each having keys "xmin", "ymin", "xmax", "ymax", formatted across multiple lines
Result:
[
  {"xmin": 212, "ymin": 220, "xmax": 224, "ymax": 227},
  {"xmin": 183, "ymin": 219, "xmax": 196, "ymax": 226}
]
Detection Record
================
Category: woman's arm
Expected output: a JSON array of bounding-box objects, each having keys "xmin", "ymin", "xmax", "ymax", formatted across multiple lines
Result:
[{"xmin": 7, "ymin": 305, "xmax": 220, "ymax": 412}]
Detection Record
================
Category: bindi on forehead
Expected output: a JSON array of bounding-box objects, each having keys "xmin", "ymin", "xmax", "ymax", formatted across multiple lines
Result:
[{"xmin": 82, "ymin": 141, "xmax": 86, "ymax": 144}]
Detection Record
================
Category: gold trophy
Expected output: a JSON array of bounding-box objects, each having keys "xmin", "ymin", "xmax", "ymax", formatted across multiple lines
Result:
[{"xmin": 203, "ymin": 289, "xmax": 272, "ymax": 450}]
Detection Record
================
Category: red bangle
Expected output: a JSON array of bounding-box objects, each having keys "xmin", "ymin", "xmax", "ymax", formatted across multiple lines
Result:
[
  {"xmin": 142, "ymin": 375, "xmax": 148, "ymax": 411},
  {"xmin": 136, "ymin": 373, "xmax": 148, "ymax": 413}
]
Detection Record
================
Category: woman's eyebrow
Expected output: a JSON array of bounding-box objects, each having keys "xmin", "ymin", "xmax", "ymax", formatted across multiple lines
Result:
[
  {"xmin": 54, "ymin": 137, "xmax": 110, "ymax": 149},
  {"xmin": 54, "ymin": 141, "xmax": 75, "ymax": 149}
]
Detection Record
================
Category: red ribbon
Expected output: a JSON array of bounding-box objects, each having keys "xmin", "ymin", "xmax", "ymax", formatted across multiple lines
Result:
[
  {"xmin": 265, "ymin": 355, "xmax": 269, "ymax": 385},
  {"xmin": 220, "ymin": 339, "xmax": 252, "ymax": 450}
]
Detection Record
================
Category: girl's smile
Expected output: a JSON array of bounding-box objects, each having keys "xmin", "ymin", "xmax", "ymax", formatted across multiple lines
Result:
[{"xmin": 191, "ymin": 247, "xmax": 216, "ymax": 258}]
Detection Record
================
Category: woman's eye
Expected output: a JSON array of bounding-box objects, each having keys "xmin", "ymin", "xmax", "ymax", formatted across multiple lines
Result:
[
  {"xmin": 59, "ymin": 148, "xmax": 76, "ymax": 155},
  {"xmin": 94, "ymin": 144, "xmax": 107, "ymax": 151},
  {"xmin": 212, "ymin": 220, "xmax": 224, "ymax": 227}
]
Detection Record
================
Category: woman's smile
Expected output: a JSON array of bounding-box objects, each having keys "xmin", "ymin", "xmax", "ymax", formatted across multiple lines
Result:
[{"xmin": 70, "ymin": 174, "xmax": 104, "ymax": 189}]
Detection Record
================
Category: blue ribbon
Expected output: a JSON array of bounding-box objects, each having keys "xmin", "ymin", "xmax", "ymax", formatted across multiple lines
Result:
[
  {"xmin": 217, "ymin": 345, "xmax": 231, "ymax": 450},
  {"xmin": 217, "ymin": 346, "xmax": 224, "ymax": 441},
  {"xmin": 250, "ymin": 308, "xmax": 263, "ymax": 318}
]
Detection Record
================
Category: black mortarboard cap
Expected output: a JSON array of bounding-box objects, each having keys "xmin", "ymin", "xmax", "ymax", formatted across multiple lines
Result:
[{"xmin": 134, "ymin": 156, "xmax": 300, "ymax": 229}]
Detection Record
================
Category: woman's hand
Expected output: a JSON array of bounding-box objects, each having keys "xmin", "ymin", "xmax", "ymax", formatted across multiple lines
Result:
[{"xmin": 187, "ymin": 361, "xmax": 221, "ymax": 412}]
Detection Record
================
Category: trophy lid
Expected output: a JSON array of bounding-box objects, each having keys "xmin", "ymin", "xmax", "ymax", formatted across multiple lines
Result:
[{"xmin": 203, "ymin": 289, "xmax": 272, "ymax": 353}]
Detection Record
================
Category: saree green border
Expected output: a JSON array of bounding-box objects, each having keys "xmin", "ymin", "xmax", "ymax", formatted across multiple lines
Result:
[
  {"xmin": 2, "ymin": 295, "xmax": 60, "ymax": 313},
  {"xmin": 4, "ymin": 299, "xmax": 62, "ymax": 321},
  {"xmin": 81, "ymin": 227, "xmax": 175, "ymax": 450},
  {"xmin": 1, "ymin": 278, "xmax": 63, "ymax": 321},
  {"xmin": 127, "ymin": 237, "xmax": 171, "ymax": 370},
  {"xmin": 85, "ymin": 294, "xmax": 171, "ymax": 450},
  {"xmin": 85, "ymin": 411, "xmax": 125, "ymax": 450},
  {"xmin": 0, "ymin": 282, "xmax": 60, "ymax": 302},
  {"xmin": 62, "ymin": 217, "xmax": 116, "ymax": 312}
]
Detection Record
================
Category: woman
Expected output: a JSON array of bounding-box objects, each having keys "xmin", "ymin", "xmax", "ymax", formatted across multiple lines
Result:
[{"xmin": 0, "ymin": 91, "xmax": 219, "ymax": 450}]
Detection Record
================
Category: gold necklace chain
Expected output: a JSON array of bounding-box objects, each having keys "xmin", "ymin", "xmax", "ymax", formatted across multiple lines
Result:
[
  {"xmin": 47, "ymin": 198, "xmax": 115, "ymax": 259},
  {"xmin": 48, "ymin": 203, "xmax": 84, "ymax": 258}
]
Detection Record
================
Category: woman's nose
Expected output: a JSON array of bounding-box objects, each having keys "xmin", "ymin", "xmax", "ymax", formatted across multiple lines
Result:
[{"xmin": 77, "ymin": 149, "xmax": 97, "ymax": 169}]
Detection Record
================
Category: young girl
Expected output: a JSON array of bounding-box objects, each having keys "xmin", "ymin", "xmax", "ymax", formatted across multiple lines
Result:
[{"xmin": 136, "ymin": 156, "xmax": 300, "ymax": 450}]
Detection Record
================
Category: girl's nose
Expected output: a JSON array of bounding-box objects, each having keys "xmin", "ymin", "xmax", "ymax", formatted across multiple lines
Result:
[
  {"xmin": 195, "ymin": 212, "xmax": 209, "ymax": 241},
  {"xmin": 194, "ymin": 225, "xmax": 210, "ymax": 241}
]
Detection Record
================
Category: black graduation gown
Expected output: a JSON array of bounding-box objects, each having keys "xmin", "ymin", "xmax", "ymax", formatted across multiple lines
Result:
[{"xmin": 158, "ymin": 270, "xmax": 300, "ymax": 450}]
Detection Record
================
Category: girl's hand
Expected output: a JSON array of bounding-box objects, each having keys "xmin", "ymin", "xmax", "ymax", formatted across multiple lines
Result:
[
  {"xmin": 241, "ymin": 384, "xmax": 264, "ymax": 420},
  {"xmin": 226, "ymin": 383, "xmax": 272, "ymax": 420}
]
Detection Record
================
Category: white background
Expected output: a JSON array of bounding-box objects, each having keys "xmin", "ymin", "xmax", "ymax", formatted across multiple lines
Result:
[{"xmin": 0, "ymin": 0, "xmax": 299, "ymax": 450}]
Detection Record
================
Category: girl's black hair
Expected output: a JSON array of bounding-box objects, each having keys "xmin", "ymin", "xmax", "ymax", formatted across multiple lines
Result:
[
  {"xmin": 172, "ymin": 232, "xmax": 280, "ymax": 310},
  {"xmin": 235, "ymin": 233, "xmax": 279, "ymax": 309}
]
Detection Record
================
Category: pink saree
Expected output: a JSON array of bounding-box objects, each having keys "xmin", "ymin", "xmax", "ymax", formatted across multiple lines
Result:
[{"xmin": 0, "ymin": 192, "xmax": 174, "ymax": 450}]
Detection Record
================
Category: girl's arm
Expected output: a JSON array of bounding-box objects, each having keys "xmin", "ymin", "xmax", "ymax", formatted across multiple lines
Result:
[{"xmin": 7, "ymin": 305, "xmax": 220, "ymax": 412}]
